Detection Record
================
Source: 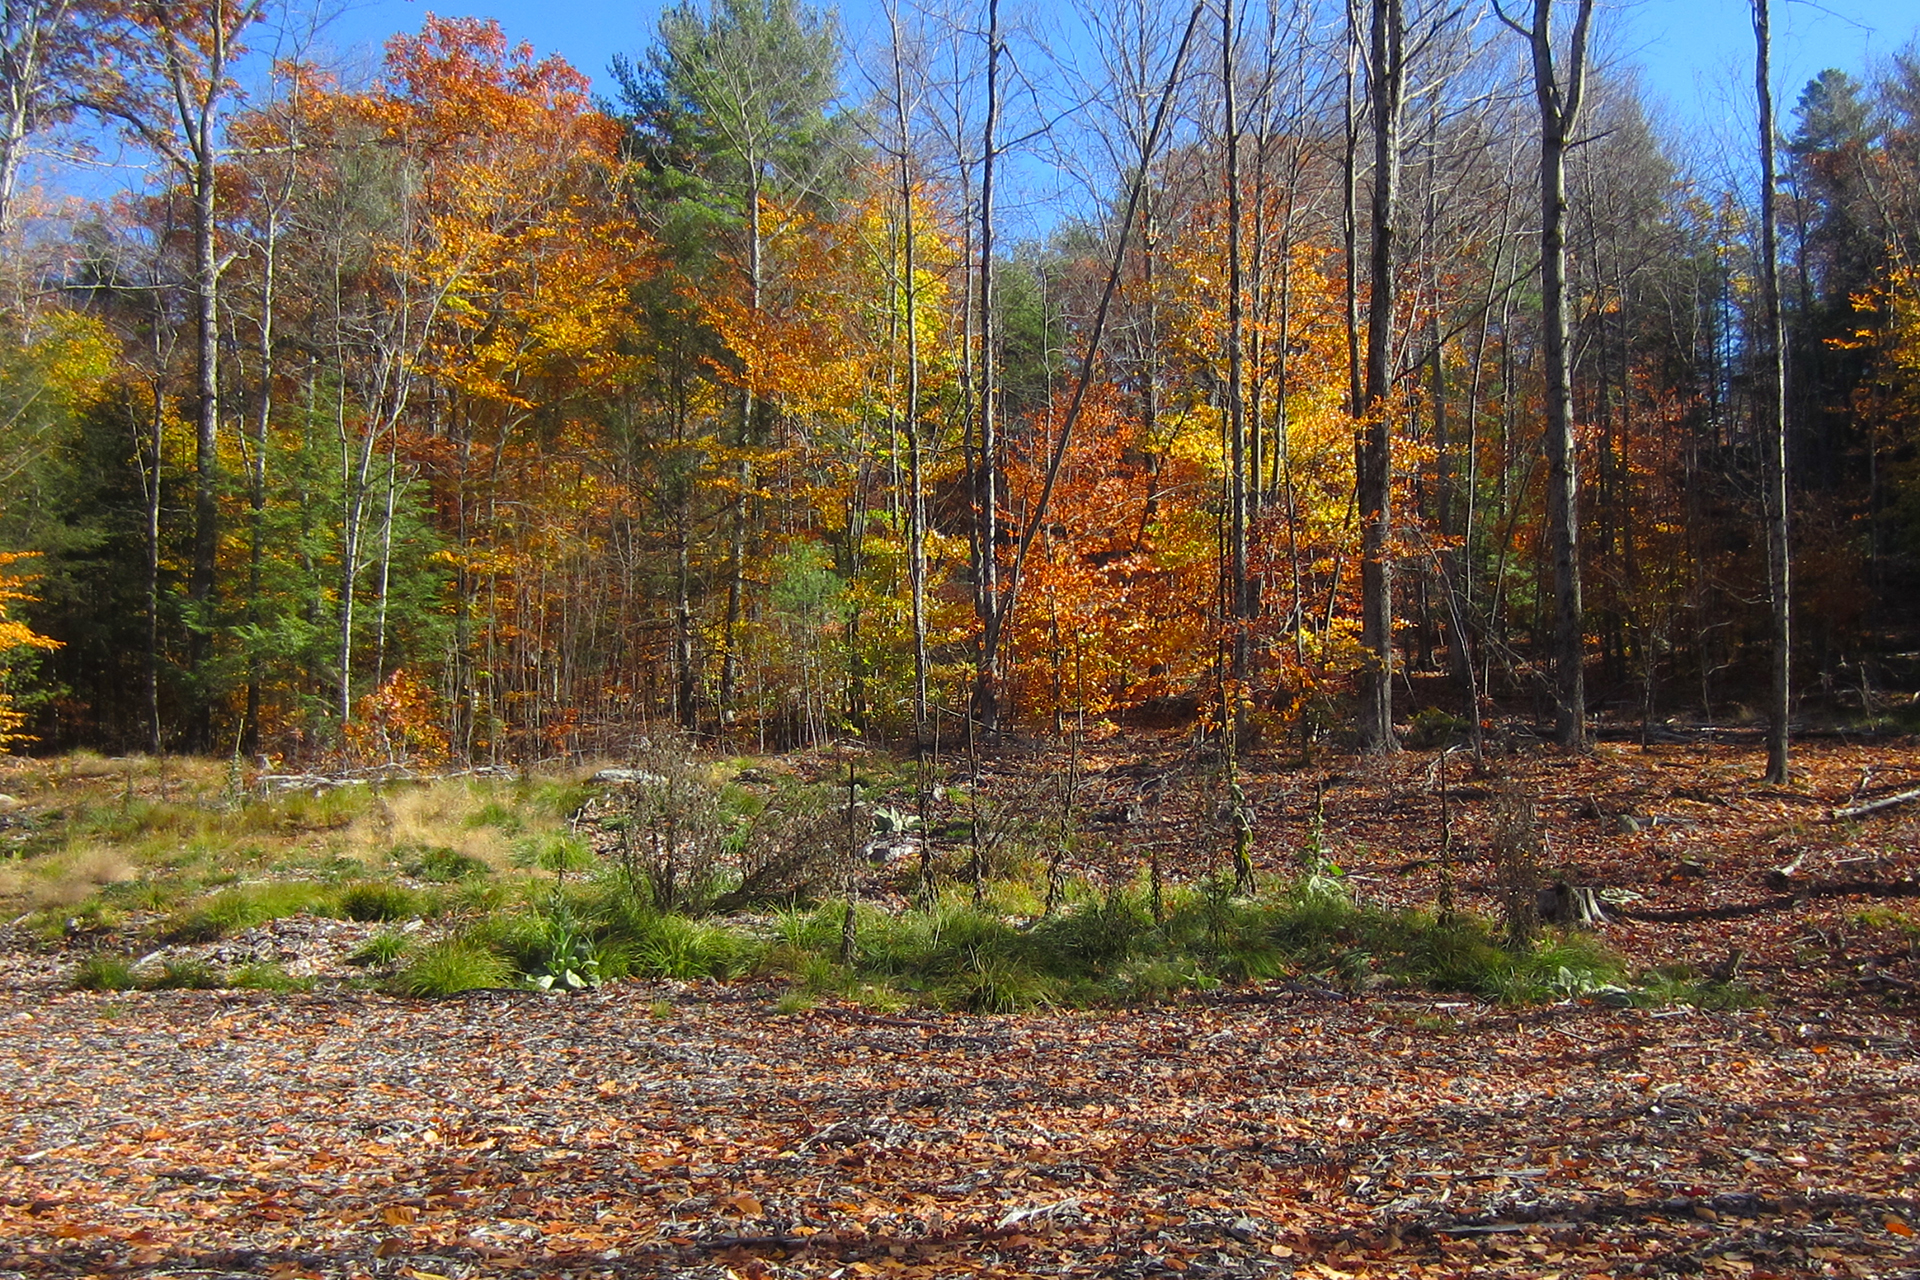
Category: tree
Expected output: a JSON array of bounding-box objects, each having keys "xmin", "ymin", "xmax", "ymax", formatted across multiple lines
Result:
[
  {"xmin": 1754, "ymin": 0, "xmax": 1790, "ymax": 782},
  {"xmin": 621, "ymin": 0, "xmax": 851, "ymax": 717},
  {"xmin": 879, "ymin": 0, "xmax": 932, "ymax": 740},
  {"xmin": 0, "ymin": 0, "xmax": 93, "ymax": 242},
  {"xmin": 0, "ymin": 552, "xmax": 60, "ymax": 748},
  {"xmin": 87, "ymin": 0, "xmax": 268, "ymax": 750},
  {"xmin": 1356, "ymin": 0, "xmax": 1404, "ymax": 753},
  {"xmin": 1220, "ymin": 0, "xmax": 1252, "ymax": 694},
  {"xmin": 1497, "ymin": 0, "xmax": 1594, "ymax": 749}
]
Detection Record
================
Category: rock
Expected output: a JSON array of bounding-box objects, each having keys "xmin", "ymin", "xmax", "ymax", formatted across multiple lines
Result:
[{"xmin": 864, "ymin": 835, "xmax": 922, "ymax": 866}]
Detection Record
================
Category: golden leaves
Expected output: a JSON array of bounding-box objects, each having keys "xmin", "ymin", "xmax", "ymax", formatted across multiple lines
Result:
[{"xmin": 0, "ymin": 552, "xmax": 59, "ymax": 750}]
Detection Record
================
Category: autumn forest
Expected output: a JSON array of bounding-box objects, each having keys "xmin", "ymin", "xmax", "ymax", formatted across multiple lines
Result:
[
  {"xmin": 1, "ymin": 0, "xmax": 1918, "ymax": 766},
  {"xmin": 10, "ymin": 4, "xmax": 1920, "ymax": 1275}
]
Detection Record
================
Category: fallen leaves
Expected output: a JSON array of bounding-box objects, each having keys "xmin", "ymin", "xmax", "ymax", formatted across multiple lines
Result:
[
  {"xmin": 0, "ymin": 981, "xmax": 1915, "ymax": 1279},
  {"xmin": 2, "ymin": 738, "xmax": 1919, "ymax": 1276}
]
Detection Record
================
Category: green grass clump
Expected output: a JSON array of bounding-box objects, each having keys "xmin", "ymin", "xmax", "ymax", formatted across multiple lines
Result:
[
  {"xmin": 274, "ymin": 786, "xmax": 372, "ymax": 832},
  {"xmin": 511, "ymin": 832, "xmax": 597, "ymax": 882},
  {"xmin": 70, "ymin": 954, "xmax": 141, "ymax": 991},
  {"xmin": 394, "ymin": 938, "xmax": 511, "ymax": 997},
  {"xmin": 480, "ymin": 896, "xmax": 632, "ymax": 991},
  {"xmin": 401, "ymin": 845, "xmax": 492, "ymax": 883},
  {"xmin": 936, "ymin": 955, "xmax": 1055, "ymax": 1013},
  {"xmin": 759, "ymin": 878, "xmax": 1635, "ymax": 1013},
  {"xmin": 152, "ymin": 959, "xmax": 223, "ymax": 990},
  {"xmin": 349, "ymin": 931, "xmax": 412, "ymax": 966},
  {"xmin": 162, "ymin": 882, "xmax": 332, "ymax": 942},
  {"xmin": 522, "ymin": 779, "xmax": 593, "ymax": 823},
  {"xmin": 1850, "ymin": 906, "xmax": 1920, "ymax": 937},
  {"xmin": 228, "ymin": 962, "xmax": 311, "ymax": 992},
  {"xmin": 1630, "ymin": 965, "xmax": 1766, "ymax": 1010},
  {"xmin": 465, "ymin": 800, "xmax": 524, "ymax": 835},
  {"xmin": 631, "ymin": 913, "xmax": 760, "ymax": 980},
  {"xmin": 335, "ymin": 881, "xmax": 422, "ymax": 922}
]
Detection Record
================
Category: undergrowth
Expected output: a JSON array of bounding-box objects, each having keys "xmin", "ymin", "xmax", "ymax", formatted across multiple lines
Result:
[
  {"xmin": 764, "ymin": 881, "xmax": 1630, "ymax": 1011},
  {"xmin": 20, "ymin": 753, "xmax": 1724, "ymax": 1013}
]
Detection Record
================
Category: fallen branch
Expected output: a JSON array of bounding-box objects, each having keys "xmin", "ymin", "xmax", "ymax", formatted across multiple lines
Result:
[
  {"xmin": 1833, "ymin": 786, "xmax": 1920, "ymax": 821},
  {"xmin": 1612, "ymin": 879, "xmax": 1920, "ymax": 922}
]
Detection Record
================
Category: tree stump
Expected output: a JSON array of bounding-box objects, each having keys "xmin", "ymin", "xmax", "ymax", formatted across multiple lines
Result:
[{"xmin": 1537, "ymin": 880, "xmax": 1608, "ymax": 926}]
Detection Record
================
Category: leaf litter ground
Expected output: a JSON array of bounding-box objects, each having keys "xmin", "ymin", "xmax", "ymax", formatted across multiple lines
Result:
[{"xmin": 3, "ymin": 735, "xmax": 1919, "ymax": 1279}]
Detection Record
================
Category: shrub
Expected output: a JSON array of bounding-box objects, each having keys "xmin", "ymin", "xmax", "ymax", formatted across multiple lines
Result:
[
  {"xmin": 1406, "ymin": 707, "xmax": 1469, "ymax": 749},
  {"xmin": 595, "ymin": 752, "xmax": 726, "ymax": 912},
  {"xmin": 395, "ymin": 939, "xmax": 510, "ymax": 997}
]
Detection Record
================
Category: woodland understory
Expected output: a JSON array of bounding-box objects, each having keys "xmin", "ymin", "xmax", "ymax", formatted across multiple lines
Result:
[{"xmin": 1, "ymin": 729, "xmax": 1918, "ymax": 1279}]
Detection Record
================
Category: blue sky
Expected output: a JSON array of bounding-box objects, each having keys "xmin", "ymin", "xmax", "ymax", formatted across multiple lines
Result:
[
  {"xmin": 24, "ymin": 0, "xmax": 1920, "ymax": 217},
  {"xmin": 306, "ymin": 0, "xmax": 1915, "ymax": 121}
]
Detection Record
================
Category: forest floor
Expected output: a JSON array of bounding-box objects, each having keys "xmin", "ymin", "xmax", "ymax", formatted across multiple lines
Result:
[{"xmin": 2, "ymin": 731, "xmax": 1919, "ymax": 1279}]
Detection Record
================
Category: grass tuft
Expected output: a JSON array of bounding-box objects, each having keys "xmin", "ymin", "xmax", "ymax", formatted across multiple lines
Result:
[
  {"xmin": 70, "ymin": 954, "xmax": 140, "ymax": 991},
  {"xmin": 632, "ymin": 914, "xmax": 760, "ymax": 979},
  {"xmin": 394, "ymin": 938, "xmax": 511, "ymax": 997},
  {"xmin": 400, "ymin": 845, "xmax": 492, "ymax": 883},
  {"xmin": 228, "ymin": 962, "xmax": 311, "ymax": 992},
  {"xmin": 152, "ymin": 959, "xmax": 223, "ymax": 990},
  {"xmin": 162, "ymin": 882, "xmax": 331, "ymax": 942},
  {"xmin": 335, "ymin": 881, "xmax": 422, "ymax": 922},
  {"xmin": 349, "ymin": 931, "xmax": 412, "ymax": 966}
]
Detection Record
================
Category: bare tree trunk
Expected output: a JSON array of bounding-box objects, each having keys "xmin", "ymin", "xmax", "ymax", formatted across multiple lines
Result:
[
  {"xmin": 885, "ymin": 0, "xmax": 930, "ymax": 743},
  {"xmin": 1754, "ymin": 0, "xmax": 1791, "ymax": 783},
  {"xmin": 142, "ymin": 377, "xmax": 165, "ymax": 754},
  {"xmin": 1341, "ymin": 0, "xmax": 1363, "ymax": 421},
  {"xmin": 1222, "ymin": 0, "xmax": 1252, "ymax": 691},
  {"xmin": 1503, "ymin": 0, "xmax": 1594, "ymax": 749},
  {"xmin": 187, "ymin": 130, "xmax": 220, "ymax": 751},
  {"xmin": 720, "ymin": 165, "xmax": 766, "ymax": 719},
  {"xmin": 971, "ymin": 0, "xmax": 1003, "ymax": 730},
  {"xmin": 1357, "ymin": 0, "xmax": 1403, "ymax": 754},
  {"xmin": 0, "ymin": 0, "xmax": 77, "ymax": 248}
]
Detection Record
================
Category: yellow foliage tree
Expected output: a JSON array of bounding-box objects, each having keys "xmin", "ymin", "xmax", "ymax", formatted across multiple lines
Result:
[{"xmin": 0, "ymin": 554, "xmax": 58, "ymax": 750}]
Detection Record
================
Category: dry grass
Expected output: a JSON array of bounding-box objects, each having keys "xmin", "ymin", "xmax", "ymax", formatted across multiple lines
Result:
[
  {"xmin": 0, "ymin": 756, "xmax": 571, "ymax": 931},
  {"xmin": 11, "ymin": 843, "xmax": 138, "ymax": 908},
  {"xmin": 340, "ymin": 782, "xmax": 517, "ymax": 870}
]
